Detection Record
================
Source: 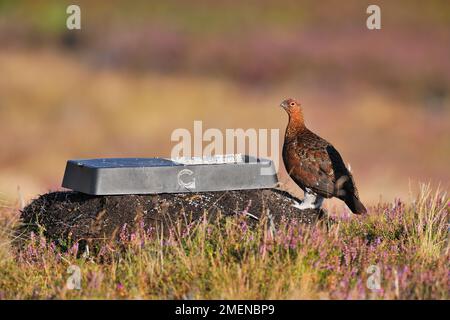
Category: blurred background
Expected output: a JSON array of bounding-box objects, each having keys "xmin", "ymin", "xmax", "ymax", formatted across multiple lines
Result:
[{"xmin": 0, "ymin": 0, "xmax": 449, "ymax": 207}]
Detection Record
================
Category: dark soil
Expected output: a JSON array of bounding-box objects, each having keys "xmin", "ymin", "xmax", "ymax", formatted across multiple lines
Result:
[{"xmin": 19, "ymin": 188, "xmax": 324, "ymax": 246}]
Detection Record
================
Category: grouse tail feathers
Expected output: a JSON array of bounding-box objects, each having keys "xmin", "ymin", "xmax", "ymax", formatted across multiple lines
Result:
[{"xmin": 344, "ymin": 194, "xmax": 367, "ymax": 215}]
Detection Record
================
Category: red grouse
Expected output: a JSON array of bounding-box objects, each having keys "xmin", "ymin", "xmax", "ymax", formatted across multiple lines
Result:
[{"xmin": 281, "ymin": 98, "xmax": 367, "ymax": 214}]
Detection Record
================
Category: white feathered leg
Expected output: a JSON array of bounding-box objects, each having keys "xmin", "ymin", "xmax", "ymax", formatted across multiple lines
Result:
[{"xmin": 292, "ymin": 188, "xmax": 324, "ymax": 210}]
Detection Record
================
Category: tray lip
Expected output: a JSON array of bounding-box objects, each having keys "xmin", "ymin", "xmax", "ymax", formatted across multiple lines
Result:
[
  {"xmin": 66, "ymin": 155, "xmax": 272, "ymax": 169},
  {"xmin": 67, "ymin": 157, "xmax": 179, "ymax": 169}
]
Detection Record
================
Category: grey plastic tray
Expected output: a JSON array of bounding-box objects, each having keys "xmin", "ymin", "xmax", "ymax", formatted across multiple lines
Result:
[{"xmin": 62, "ymin": 155, "xmax": 278, "ymax": 195}]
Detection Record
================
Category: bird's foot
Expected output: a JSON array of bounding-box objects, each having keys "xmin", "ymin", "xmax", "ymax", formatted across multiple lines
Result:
[
  {"xmin": 291, "ymin": 191, "xmax": 324, "ymax": 210},
  {"xmin": 291, "ymin": 200, "xmax": 321, "ymax": 210}
]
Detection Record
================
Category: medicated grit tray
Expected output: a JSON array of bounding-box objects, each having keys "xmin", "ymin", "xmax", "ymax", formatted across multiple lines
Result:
[{"xmin": 62, "ymin": 154, "xmax": 278, "ymax": 195}]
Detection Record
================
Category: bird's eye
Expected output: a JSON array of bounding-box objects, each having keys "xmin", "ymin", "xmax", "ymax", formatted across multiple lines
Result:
[{"xmin": 290, "ymin": 102, "xmax": 295, "ymax": 106}]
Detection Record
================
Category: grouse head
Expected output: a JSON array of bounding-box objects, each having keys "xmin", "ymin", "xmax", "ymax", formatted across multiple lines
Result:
[
  {"xmin": 280, "ymin": 98, "xmax": 301, "ymax": 113},
  {"xmin": 280, "ymin": 98, "xmax": 304, "ymax": 124}
]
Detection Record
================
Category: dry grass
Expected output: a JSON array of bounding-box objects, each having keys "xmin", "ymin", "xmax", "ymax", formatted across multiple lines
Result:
[
  {"xmin": 404, "ymin": 184, "xmax": 448, "ymax": 260},
  {"xmin": 0, "ymin": 184, "xmax": 447, "ymax": 299}
]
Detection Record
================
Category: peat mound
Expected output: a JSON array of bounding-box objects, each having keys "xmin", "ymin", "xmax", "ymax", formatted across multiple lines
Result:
[{"xmin": 20, "ymin": 188, "xmax": 324, "ymax": 245}]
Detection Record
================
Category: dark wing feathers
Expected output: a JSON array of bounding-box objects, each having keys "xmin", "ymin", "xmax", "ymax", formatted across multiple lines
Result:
[
  {"xmin": 284, "ymin": 129, "xmax": 358, "ymax": 199},
  {"xmin": 325, "ymin": 144, "xmax": 360, "ymax": 198},
  {"xmin": 283, "ymin": 128, "xmax": 366, "ymax": 214}
]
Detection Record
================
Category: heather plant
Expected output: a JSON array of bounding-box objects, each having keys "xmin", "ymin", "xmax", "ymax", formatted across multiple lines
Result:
[{"xmin": 0, "ymin": 184, "xmax": 448, "ymax": 299}]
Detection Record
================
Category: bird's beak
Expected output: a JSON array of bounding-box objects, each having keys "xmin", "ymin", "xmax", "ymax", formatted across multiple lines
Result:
[{"xmin": 280, "ymin": 101, "xmax": 288, "ymax": 109}]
